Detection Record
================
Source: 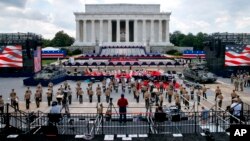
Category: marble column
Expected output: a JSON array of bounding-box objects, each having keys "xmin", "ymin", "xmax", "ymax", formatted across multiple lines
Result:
[
  {"xmin": 99, "ymin": 20, "xmax": 103, "ymax": 43},
  {"xmin": 159, "ymin": 20, "xmax": 162, "ymax": 42},
  {"xmin": 116, "ymin": 20, "xmax": 120, "ymax": 42},
  {"xmin": 83, "ymin": 20, "xmax": 87, "ymax": 42},
  {"xmin": 126, "ymin": 20, "xmax": 129, "ymax": 42},
  {"xmin": 166, "ymin": 20, "xmax": 170, "ymax": 42},
  {"xmin": 142, "ymin": 20, "xmax": 146, "ymax": 42},
  {"xmin": 150, "ymin": 20, "xmax": 154, "ymax": 42},
  {"xmin": 76, "ymin": 20, "xmax": 80, "ymax": 42},
  {"xmin": 91, "ymin": 20, "xmax": 95, "ymax": 42},
  {"xmin": 108, "ymin": 20, "xmax": 112, "ymax": 42},
  {"xmin": 134, "ymin": 20, "xmax": 137, "ymax": 42}
]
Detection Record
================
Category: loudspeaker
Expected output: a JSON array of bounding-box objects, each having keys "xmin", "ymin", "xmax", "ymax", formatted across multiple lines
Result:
[
  {"xmin": 171, "ymin": 114, "xmax": 180, "ymax": 122},
  {"xmin": 216, "ymin": 40, "xmax": 222, "ymax": 57}
]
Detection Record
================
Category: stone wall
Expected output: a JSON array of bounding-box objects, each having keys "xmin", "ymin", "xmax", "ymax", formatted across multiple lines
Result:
[
  {"xmin": 61, "ymin": 46, "xmax": 95, "ymax": 54},
  {"xmin": 150, "ymin": 46, "xmax": 193, "ymax": 54},
  {"xmin": 62, "ymin": 45, "xmax": 192, "ymax": 54}
]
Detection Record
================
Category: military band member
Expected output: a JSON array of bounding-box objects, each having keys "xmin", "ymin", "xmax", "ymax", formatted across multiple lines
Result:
[
  {"xmin": 75, "ymin": 84, "xmax": 81, "ymax": 99},
  {"xmin": 231, "ymin": 90, "xmax": 238, "ymax": 104},
  {"xmin": 239, "ymin": 78, "xmax": 244, "ymax": 91},
  {"xmin": 36, "ymin": 83, "xmax": 43, "ymax": 102},
  {"xmin": 78, "ymin": 88, "xmax": 83, "ymax": 104},
  {"xmin": 144, "ymin": 91, "xmax": 150, "ymax": 112},
  {"xmin": 175, "ymin": 94, "xmax": 181, "ymax": 110},
  {"xmin": 102, "ymin": 79, "xmax": 106, "ymax": 93},
  {"xmin": 230, "ymin": 73, "xmax": 234, "ymax": 84},
  {"xmin": 183, "ymin": 93, "xmax": 190, "ymax": 109},
  {"xmin": 215, "ymin": 86, "xmax": 221, "ymax": 101},
  {"xmin": 47, "ymin": 88, "xmax": 52, "ymax": 106},
  {"xmin": 234, "ymin": 77, "xmax": 239, "ymax": 91},
  {"xmin": 24, "ymin": 90, "xmax": 31, "ymax": 109},
  {"xmin": 68, "ymin": 86, "xmax": 72, "ymax": 105},
  {"xmin": 217, "ymin": 93, "xmax": 223, "ymax": 108},
  {"xmin": 34, "ymin": 90, "xmax": 41, "ymax": 108},
  {"xmin": 168, "ymin": 89, "xmax": 173, "ymax": 103},
  {"xmin": 10, "ymin": 89, "xmax": 16, "ymax": 106},
  {"xmin": 13, "ymin": 95, "xmax": 19, "ymax": 111},
  {"xmin": 0, "ymin": 95, "xmax": 5, "ymax": 114},
  {"xmin": 135, "ymin": 90, "xmax": 139, "ymax": 103},
  {"xmin": 96, "ymin": 85, "xmax": 102, "ymax": 103},
  {"xmin": 196, "ymin": 88, "xmax": 202, "ymax": 105},
  {"xmin": 105, "ymin": 88, "xmax": 111, "ymax": 103},
  {"xmin": 48, "ymin": 82, "xmax": 54, "ymax": 96},
  {"xmin": 88, "ymin": 89, "xmax": 94, "ymax": 103},
  {"xmin": 159, "ymin": 93, "xmax": 164, "ymax": 107},
  {"xmin": 202, "ymin": 84, "xmax": 208, "ymax": 99}
]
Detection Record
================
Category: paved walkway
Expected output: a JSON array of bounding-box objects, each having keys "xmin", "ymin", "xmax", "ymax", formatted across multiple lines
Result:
[{"xmin": 0, "ymin": 76, "xmax": 249, "ymax": 114}]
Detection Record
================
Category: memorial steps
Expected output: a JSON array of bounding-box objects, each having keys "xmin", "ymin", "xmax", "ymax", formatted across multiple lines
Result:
[{"xmin": 99, "ymin": 47, "xmax": 146, "ymax": 57}]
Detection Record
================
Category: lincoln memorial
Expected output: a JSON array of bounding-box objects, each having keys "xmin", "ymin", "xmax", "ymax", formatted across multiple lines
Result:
[{"xmin": 73, "ymin": 4, "xmax": 173, "ymax": 54}]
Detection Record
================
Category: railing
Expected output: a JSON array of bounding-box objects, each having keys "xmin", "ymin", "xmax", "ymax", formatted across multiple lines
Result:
[{"xmin": 0, "ymin": 104, "xmax": 249, "ymax": 136}]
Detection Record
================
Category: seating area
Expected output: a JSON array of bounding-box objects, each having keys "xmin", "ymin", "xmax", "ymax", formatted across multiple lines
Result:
[
  {"xmin": 100, "ymin": 46, "xmax": 146, "ymax": 56},
  {"xmin": 63, "ymin": 60, "xmax": 185, "ymax": 66}
]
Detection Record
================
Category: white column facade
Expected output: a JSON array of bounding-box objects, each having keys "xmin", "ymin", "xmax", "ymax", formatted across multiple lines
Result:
[
  {"xmin": 159, "ymin": 20, "xmax": 162, "ymax": 42},
  {"xmin": 150, "ymin": 20, "xmax": 154, "ymax": 42},
  {"xmin": 99, "ymin": 20, "xmax": 103, "ymax": 43},
  {"xmin": 76, "ymin": 20, "xmax": 80, "ymax": 42},
  {"xmin": 142, "ymin": 20, "xmax": 146, "ymax": 42},
  {"xmin": 74, "ymin": 12, "xmax": 172, "ymax": 47},
  {"xmin": 126, "ymin": 20, "xmax": 129, "ymax": 42},
  {"xmin": 91, "ymin": 20, "xmax": 95, "ymax": 42},
  {"xmin": 83, "ymin": 20, "xmax": 87, "ymax": 42},
  {"xmin": 108, "ymin": 20, "xmax": 112, "ymax": 42},
  {"xmin": 116, "ymin": 20, "xmax": 120, "ymax": 42},
  {"xmin": 166, "ymin": 20, "xmax": 169, "ymax": 42},
  {"xmin": 134, "ymin": 20, "xmax": 137, "ymax": 42}
]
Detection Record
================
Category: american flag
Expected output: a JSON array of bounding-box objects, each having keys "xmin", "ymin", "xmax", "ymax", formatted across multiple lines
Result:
[
  {"xmin": 34, "ymin": 47, "xmax": 41, "ymax": 72},
  {"xmin": 225, "ymin": 45, "xmax": 250, "ymax": 66},
  {"xmin": 0, "ymin": 45, "xmax": 23, "ymax": 67},
  {"xmin": 182, "ymin": 50, "xmax": 205, "ymax": 59}
]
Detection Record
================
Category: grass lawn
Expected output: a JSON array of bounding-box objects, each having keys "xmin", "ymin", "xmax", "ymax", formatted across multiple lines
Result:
[{"xmin": 42, "ymin": 59, "xmax": 57, "ymax": 65}]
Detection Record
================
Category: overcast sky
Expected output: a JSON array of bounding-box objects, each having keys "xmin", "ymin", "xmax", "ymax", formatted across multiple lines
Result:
[{"xmin": 1, "ymin": 0, "xmax": 250, "ymax": 39}]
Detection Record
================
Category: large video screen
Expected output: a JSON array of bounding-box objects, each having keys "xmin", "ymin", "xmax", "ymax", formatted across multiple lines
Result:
[
  {"xmin": 34, "ymin": 46, "xmax": 41, "ymax": 72},
  {"xmin": 0, "ymin": 45, "xmax": 23, "ymax": 67},
  {"xmin": 225, "ymin": 45, "xmax": 250, "ymax": 66}
]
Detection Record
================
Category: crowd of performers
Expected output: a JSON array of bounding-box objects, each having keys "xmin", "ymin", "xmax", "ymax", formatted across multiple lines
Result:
[
  {"xmin": 230, "ymin": 71, "xmax": 250, "ymax": 91},
  {"xmin": 0, "ymin": 73, "xmax": 244, "ymax": 114}
]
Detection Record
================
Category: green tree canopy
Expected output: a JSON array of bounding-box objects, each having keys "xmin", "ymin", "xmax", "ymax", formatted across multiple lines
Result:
[
  {"xmin": 42, "ymin": 31, "xmax": 75, "ymax": 47},
  {"xmin": 41, "ymin": 39, "xmax": 51, "ymax": 48},
  {"xmin": 50, "ymin": 31, "xmax": 74, "ymax": 47},
  {"xmin": 170, "ymin": 31, "xmax": 207, "ymax": 50}
]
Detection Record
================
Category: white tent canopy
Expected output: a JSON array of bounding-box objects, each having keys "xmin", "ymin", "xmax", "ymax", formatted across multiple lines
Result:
[{"xmin": 42, "ymin": 47, "xmax": 60, "ymax": 51}]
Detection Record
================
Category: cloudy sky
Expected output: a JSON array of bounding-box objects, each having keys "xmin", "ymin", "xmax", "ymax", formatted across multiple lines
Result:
[{"xmin": 1, "ymin": 0, "xmax": 250, "ymax": 39}]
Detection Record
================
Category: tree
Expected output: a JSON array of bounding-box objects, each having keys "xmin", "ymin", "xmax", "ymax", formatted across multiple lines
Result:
[
  {"xmin": 193, "ymin": 32, "xmax": 207, "ymax": 50},
  {"xmin": 170, "ymin": 31, "xmax": 185, "ymax": 46},
  {"xmin": 180, "ymin": 33, "xmax": 195, "ymax": 47},
  {"xmin": 41, "ymin": 39, "xmax": 51, "ymax": 48},
  {"xmin": 50, "ymin": 31, "xmax": 74, "ymax": 47},
  {"xmin": 170, "ymin": 31, "xmax": 207, "ymax": 50}
]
